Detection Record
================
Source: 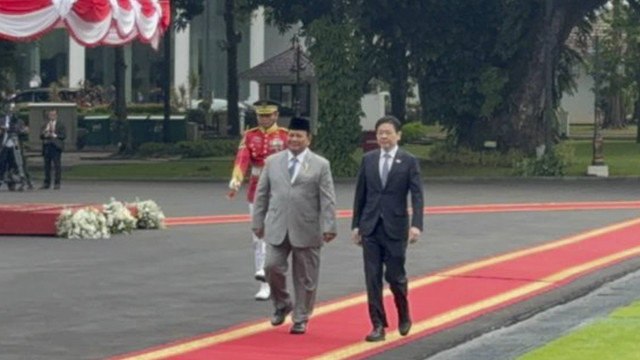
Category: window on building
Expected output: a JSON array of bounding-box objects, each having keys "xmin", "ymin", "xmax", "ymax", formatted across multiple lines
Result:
[{"xmin": 266, "ymin": 83, "xmax": 311, "ymax": 116}]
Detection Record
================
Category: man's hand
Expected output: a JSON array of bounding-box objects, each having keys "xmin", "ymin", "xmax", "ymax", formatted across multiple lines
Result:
[
  {"xmin": 352, "ymin": 228, "xmax": 362, "ymax": 246},
  {"xmin": 408, "ymin": 227, "xmax": 421, "ymax": 244},
  {"xmin": 227, "ymin": 179, "xmax": 241, "ymax": 199},
  {"xmin": 323, "ymin": 233, "xmax": 336, "ymax": 243},
  {"xmin": 253, "ymin": 228, "xmax": 264, "ymax": 239}
]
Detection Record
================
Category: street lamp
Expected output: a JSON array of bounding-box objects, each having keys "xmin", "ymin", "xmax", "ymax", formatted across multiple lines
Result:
[{"xmin": 290, "ymin": 34, "xmax": 305, "ymax": 117}]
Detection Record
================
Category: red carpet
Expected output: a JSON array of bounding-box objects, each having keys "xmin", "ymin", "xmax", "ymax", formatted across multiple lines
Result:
[
  {"xmin": 0, "ymin": 203, "xmax": 86, "ymax": 235},
  {"xmin": 165, "ymin": 201, "xmax": 640, "ymax": 226},
  {"xmin": 4, "ymin": 201, "xmax": 640, "ymax": 234},
  {"xmin": 107, "ymin": 217, "xmax": 640, "ymax": 360}
]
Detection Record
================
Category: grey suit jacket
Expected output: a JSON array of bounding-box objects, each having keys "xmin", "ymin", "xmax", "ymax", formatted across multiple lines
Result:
[{"xmin": 252, "ymin": 149, "xmax": 337, "ymax": 248}]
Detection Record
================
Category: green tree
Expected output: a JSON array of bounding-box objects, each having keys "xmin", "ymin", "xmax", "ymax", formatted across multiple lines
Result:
[
  {"xmin": 252, "ymin": 0, "xmax": 610, "ymax": 154},
  {"xmin": 222, "ymin": 0, "xmax": 259, "ymax": 137},
  {"xmin": 627, "ymin": 1, "xmax": 640, "ymax": 142},
  {"xmin": 251, "ymin": 0, "xmax": 366, "ymax": 175},
  {"xmin": 595, "ymin": 0, "xmax": 629, "ymax": 129},
  {"xmin": 357, "ymin": 0, "xmax": 414, "ymax": 123},
  {"xmin": 308, "ymin": 18, "xmax": 366, "ymax": 176},
  {"xmin": 410, "ymin": 0, "xmax": 518, "ymax": 149},
  {"xmin": 491, "ymin": 0, "xmax": 608, "ymax": 152}
]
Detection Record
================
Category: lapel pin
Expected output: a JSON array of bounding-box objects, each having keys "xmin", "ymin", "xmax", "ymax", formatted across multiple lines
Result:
[{"xmin": 395, "ymin": 159, "xmax": 402, "ymax": 164}]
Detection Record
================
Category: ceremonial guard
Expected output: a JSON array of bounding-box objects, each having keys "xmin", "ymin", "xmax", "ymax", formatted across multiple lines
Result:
[{"xmin": 228, "ymin": 100, "xmax": 288, "ymax": 300}]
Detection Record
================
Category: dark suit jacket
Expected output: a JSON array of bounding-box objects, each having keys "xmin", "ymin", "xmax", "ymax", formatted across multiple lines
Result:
[
  {"xmin": 40, "ymin": 121, "xmax": 66, "ymax": 152},
  {"xmin": 352, "ymin": 148, "xmax": 424, "ymax": 240}
]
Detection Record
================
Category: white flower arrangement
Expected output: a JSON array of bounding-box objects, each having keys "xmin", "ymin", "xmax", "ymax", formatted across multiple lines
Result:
[
  {"xmin": 55, "ymin": 198, "xmax": 166, "ymax": 239},
  {"xmin": 133, "ymin": 199, "xmax": 166, "ymax": 229},
  {"xmin": 102, "ymin": 197, "xmax": 137, "ymax": 234},
  {"xmin": 56, "ymin": 207, "xmax": 110, "ymax": 239}
]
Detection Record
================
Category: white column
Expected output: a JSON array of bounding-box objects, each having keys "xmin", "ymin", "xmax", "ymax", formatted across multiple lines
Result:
[
  {"xmin": 68, "ymin": 37, "xmax": 85, "ymax": 87},
  {"xmin": 248, "ymin": 7, "xmax": 266, "ymax": 103},
  {"xmin": 174, "ymin": 25, "xmax": 191, "ymax": 106},
  {"xmin": 124, "ymin": 44, "xmax": 132, "ymax": 103}
]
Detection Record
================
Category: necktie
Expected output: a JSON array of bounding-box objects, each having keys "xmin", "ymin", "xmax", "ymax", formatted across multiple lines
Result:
[
  {"xmin": 381, "ymin": 153, "xmax": 391, "ymax": 187},
  {"xmin": 289, "ymin": 157, "xmax": 298, "ymax": 180}
]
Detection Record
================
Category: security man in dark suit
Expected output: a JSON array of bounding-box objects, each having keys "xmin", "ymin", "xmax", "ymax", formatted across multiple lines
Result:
[
  {"xmin": 40, "ymin": 109, "xmax": 66, "ymax": 190},
  {"xmin": 352, "ymin": 115, "xmax": 424, "ymax": 342}
]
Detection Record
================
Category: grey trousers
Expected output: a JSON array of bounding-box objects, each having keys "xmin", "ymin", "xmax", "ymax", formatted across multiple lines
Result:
[{"xmin": 265, "ymin": 236, "xmax": 321, "ymax": 323}]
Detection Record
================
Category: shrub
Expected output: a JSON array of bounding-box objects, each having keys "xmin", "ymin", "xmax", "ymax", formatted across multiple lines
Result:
[
  {"xmin": 136, "ymin": 139, "xmax": 239, "ymax": 158},
  {"xmin": 515, "ymin": 143, "xmax": 575, "ymax": 177},
  {"xmin": 175, "ymin": 139, "xmax": 238, "ymax": 158},
  {"xmin": 428, "ymin": 141, "xmax": 525, "ymax": 167},
  {"xmin": 137, "ymin": 142, "xmax": 177, "ymax": 157},
  {"xmin": 401, "ymin": 121, "xmax": 430, "ymax": 144}
]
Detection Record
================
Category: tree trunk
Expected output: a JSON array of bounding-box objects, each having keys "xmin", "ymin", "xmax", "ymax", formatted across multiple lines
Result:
[
  {"xmin": 603, "ymin": 93, "xmax": 625, "ymax": 128},
  {"xmin": 223, "ymin": 0, "xmax": 238, "ymax": 137},
  {"xmin": 494, "ymin": 0, "xmax": 608, "ymax": 152},
  {"xmin": 634, "ymin": 93, "xmax": 640, "ymax": 143},
  {"xmin": 163, "ymin": 25, "xmax": 172, "ymax": 143},
  {"xmin": 388, "ymin": 41, "xmax": 409, "ymax": 123},
  {"xmin": 417, "ymin": 74, "xmax": 430, "ymax": 124},
  {"xmin": 114, "ymin": 47, "xmax": 130, "ymax": 153}
]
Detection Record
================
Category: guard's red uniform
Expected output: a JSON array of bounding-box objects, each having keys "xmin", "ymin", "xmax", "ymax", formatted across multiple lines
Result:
[{"xmin": 231, "ymin": 124, "xmax": 288, "ymax": 202}]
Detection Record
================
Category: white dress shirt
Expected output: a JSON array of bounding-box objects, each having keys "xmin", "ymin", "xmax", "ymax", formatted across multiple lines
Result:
[
  {"xmin": 379, "ymin": 145, "xmax": 399, "ymax": 180},
  {"xmin": 288, "ymin": 148, "xmax": 309, "ymax": 183}
]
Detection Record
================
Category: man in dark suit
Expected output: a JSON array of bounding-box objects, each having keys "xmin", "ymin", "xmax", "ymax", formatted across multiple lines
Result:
[
  {"xmin": 40, "ymin": 109, "xmax": 66, "ymax": 190},
  {"xmin": 352, "ymin": 115, "xmax": 424, "ymax": 342}
]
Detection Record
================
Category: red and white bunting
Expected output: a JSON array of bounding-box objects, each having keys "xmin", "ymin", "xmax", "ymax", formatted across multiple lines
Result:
[{"xmin": 0, "ymin": 0, "xmax": 170, "ymax": 48}]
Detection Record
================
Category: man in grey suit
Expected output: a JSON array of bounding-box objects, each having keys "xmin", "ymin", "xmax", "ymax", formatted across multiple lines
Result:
[{"xmin": 252, "ymin": 117, "xmax": 337, "ymax": 335}]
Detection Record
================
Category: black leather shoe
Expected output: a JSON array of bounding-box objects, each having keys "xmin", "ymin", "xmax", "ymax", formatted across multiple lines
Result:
[
  {"xmin": 270, "ymin": 305, "xmax": 292, "ymax": 326},
  {"xmin": 399, "ymin": 320, "xmax": 412, "ymax": 336},
  {"xmin": 365, "ymin": 326, "xmax": 385, "ymax": 342},
  {"xmin": 290, "ymin": 321, "xmax": 307, "ymax": 334},
  {"xmin": 53, "ymin": 184, "xmax": 60, "ymax": 190}
]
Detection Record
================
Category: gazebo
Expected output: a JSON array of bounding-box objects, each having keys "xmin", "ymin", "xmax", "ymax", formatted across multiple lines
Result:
[{"xmin": 240, "ymin": 46, "xmax": 318, "ymax": 131}]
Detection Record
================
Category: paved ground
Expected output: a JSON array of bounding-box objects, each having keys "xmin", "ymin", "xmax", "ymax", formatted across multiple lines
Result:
[{"xmin": 1, "ymin": 179, "xmax": 639, "ymax": 360}]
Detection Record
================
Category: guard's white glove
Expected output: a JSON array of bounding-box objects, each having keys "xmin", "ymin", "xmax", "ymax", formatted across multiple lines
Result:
[{"xmin": 229, "ymin": 178, "xmax": 241, "ymax": 191}]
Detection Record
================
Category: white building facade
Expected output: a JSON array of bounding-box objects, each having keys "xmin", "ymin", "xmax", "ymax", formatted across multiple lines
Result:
[{"xmin": 10, "ymin": 3, "xmax": 298, "ymax": 106}]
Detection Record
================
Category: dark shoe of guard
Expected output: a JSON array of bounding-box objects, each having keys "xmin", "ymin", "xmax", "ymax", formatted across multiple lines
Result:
[
  {"xmin": 270, "ymin": 304, "xmax": 293, "ymax": 326},
  {"xmin": 53, "ymin": 184, "xmax": 60, "ymax": 190},
  {"xmin": 290, "ymin": 321, "xmax": 307, "ymax": 334},
  {"xmin": 399, "ymin": 320, "xmax": 412, "ymax": 336},
  {"xmin": 365, "ymin": 326, "xmax": 385, "ymax": 342}
]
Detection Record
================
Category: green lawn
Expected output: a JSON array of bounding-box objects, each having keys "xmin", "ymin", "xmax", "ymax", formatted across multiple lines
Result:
[
  {"xmin": 64, "ymin": 140, "xmax": 640, "ymax": 179},
  {"xmin": 517, "ymin": 301, "xmax": 640, "ymax": 360},
  {"xmin": 565, "ymin": 140, "xmax": 640, "ymax": 176},
  {"xmin": 67, "ymin": 158, "xmax": 234, "ymax": 179},
  {"xmin": 569, "ymin": 124, "xmax": 638, "ymax": 138}
]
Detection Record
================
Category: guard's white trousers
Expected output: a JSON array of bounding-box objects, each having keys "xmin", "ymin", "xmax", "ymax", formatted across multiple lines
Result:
[{"xmin": 248, "ymin": 203, "xmax": 266, "ymax": 275}]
